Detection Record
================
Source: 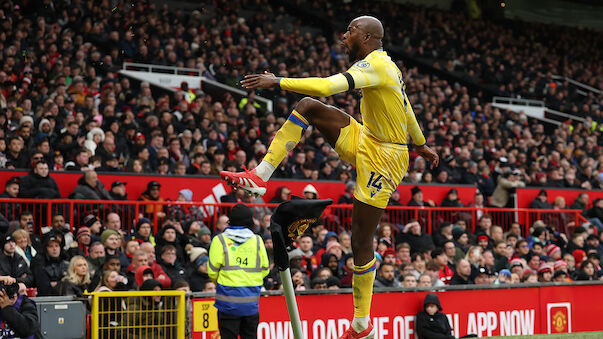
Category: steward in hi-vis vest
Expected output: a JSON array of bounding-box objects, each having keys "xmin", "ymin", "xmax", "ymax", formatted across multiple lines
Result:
[{"xmin": 208, "ymin": 203, "xmax": 269, "ymax": 339}]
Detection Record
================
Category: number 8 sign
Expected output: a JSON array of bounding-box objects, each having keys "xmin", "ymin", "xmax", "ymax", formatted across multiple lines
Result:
[{"xmin": 193, "ymin": 299, "xmax": 219, "ymax": 333}]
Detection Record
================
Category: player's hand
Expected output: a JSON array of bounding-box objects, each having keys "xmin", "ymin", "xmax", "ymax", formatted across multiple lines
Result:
[
  {"xmin": 416, "ymin": 144, "xmax": 439, "ymax": 169},
  {"xmin": 241, "ymin": 71, "xmax": 278, "ymax": 89}
]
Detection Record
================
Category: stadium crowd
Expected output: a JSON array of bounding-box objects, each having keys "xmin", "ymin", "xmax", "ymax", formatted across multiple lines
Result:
[{"xmin": 0, "ymin": 0, "xmax": 601, "ymax": 299}]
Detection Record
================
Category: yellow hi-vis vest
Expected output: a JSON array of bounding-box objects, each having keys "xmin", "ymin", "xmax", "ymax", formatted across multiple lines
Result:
[{"xmin": 208, "ymin": 231, "xmax": 269, "ymax": 316}]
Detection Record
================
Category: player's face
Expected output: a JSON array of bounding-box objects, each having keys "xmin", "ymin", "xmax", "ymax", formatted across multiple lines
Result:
[{"xmin": 342, "ymin": 21, "xmax": 363, "ymax": 62}]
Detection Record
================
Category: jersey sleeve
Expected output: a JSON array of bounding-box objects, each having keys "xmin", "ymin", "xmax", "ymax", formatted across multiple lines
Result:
[
  {"xmin": 279, "ymin": 73, "xmax": 350, "ymax": 97},
  {"xmin": 345, "ymin": 60, "xmax": 382, "ymax": 89},
  {"xmin": 405, "ymin": 103, "xmax": 426, "ymax": 146}
]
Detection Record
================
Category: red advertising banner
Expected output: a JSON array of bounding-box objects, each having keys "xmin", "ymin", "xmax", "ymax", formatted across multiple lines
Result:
[
  {"xmin": 0, "ymin": 171, "xmax": 476, "ymax": 207},
  {"xmin": 192, "ymin": 284, "xmax": 603, "ymax": 338}
]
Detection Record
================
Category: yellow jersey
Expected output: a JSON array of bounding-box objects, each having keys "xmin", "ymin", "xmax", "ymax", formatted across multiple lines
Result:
[{"xmin": 279, "ymin": 49, "xmax": 425, "ymax": 146}]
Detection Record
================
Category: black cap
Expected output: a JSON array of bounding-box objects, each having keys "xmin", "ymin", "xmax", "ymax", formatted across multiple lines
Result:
[
  {"xmin": 2, "ymin": 235, "xmax": 15, "ymax": 245},
  {"xmin": 5, "ymin": 176, "xmax": 19, "ymax": 186},
  {"xmin": 444, "ymin": 155, "xmax": 455, "ymax": 163},
  {"xmin": 157, "ymin": 157, "xmax": 169, "ymax": 166},
  {"xmin": 411, "ymin": 186, "xmax": 421, "ymax": 196},
  {"xmin": 553, "ymin": 270, "xmax": 567, "ymax": 279},
  {"xmin": 448, "ymin": 188, "xmax": 458, "ymax": 195},
  {"xmin": 228, "ymin": 204, "xmax": 254, "ymax": 228},
  {"xmin": 106, "ymin": 153, "xmax": 118, "ymax": 161},
  {"xmin": 478, "ymin": 266, "xmax": 493, "ymax": 276},
  {"xmin": 147, "ymin": 181, "xmax": 161, "ymax": 189},
  {"xmin": 111, "ymin": 181, "xmax": 126, "ymax": 189},
  {"xmin": 538, "ymin": 189, "xmax": 548, "ymax": 197},
  {"xmin": 83, "ymin": 214, "xmax": 99, "ymax": 227}
]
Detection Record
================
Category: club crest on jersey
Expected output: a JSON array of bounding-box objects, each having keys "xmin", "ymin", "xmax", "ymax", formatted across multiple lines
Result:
[{"xmin": 356, "ymin": 60, "xmax": 370, "ymax": 68}]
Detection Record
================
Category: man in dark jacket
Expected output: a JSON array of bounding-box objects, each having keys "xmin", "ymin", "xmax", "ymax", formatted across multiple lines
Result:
[
  {"xmin": 158, "ymin": 244, "xmax": 187, "ymax": 287},
  {"xmin": 449, "ymin": 259, "xmax": 474, "ymax": 285},
  {"xmin": 529, "ymin": 189, "xmax": 552, "ymax": 209},
  {"xmin": 70, "ymin": 171, "xmax": 113, "ymax": 200},
  {"xmin": 18, "ymin": 161, "xmax": 60, "ymax": 199},
  {"xmin": 0, "ymin": 177, "xmax": 20, "ymax": 224},
  {"xmin": 372, "ymin": 263, "xmax": 401, "ymax": 288},
  {"xmin": 0, "ymin": 280, "xmax": 42, "ymax": 338},
  {"xmin": 33, "ymin": 233, "xmax": 69, "ymax": 295},
  {"xmin": 0, "ymin": 235, "xmax": 34, "ymax": 287},
  {"xmin": 415, "ymin": 294, "xmax": 454, "ymax": 339},
  {"xmin": 395, "ymin": 220, "xmax": 434, "ymax": 254}
]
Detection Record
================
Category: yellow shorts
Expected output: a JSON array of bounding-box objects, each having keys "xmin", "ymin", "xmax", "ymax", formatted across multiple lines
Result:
[{"xmin": 335, "ymin": 118, "xmax": 409, "ymax": 209}]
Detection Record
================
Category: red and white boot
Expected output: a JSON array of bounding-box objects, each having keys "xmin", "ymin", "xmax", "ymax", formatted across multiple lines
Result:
[
  {"xmin": 220, "ymin": 168, "xmax": 267, "ymax": 197},
  {"xmin": 339, "ymin": 322, "xmax": 375, "ymax": 339}
]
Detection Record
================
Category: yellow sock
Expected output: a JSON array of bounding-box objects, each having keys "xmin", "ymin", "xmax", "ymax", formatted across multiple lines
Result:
[
  {"xmin": 263, "ymin": 110, "xmax": 309, "ymax": 168},
  {"xmin": 352, "ymin": 257, "xmax": 376, "ymax": 318}
]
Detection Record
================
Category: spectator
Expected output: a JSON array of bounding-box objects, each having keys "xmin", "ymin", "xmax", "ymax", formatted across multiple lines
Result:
[
  {"xmin": 18, "ymin": 160, "xmax": 61, "ymax": 199},
  {"xmin": 418, "ymin": 274, "xmax": 432, "ymax": 287},
  {"xmin": 432, "ymin": 248, "xmax": 454, "ymax": 285},
  {"xmin": 0, "ymin": 177, "xmax": 20, "ymax": 225},
  {"xmin": 373, "ymin": 263, "xmax": 401, "ymax": 288},
  {"xmin": 450, "ymin": 259, "xmax": 473, "ymax": 285},
  {"xmin": 139, "ymin": 243, "xmax": 172, "ymax": 289},
  {"xmin": 70, "ymin": 171, "xmax": 113, "ymax": 200},
  {"xmin": 490, "ymin": 170, "xmax": 525, "ymax": 208},
  {"xmin": 415, "ymin": 294, "xmax": 454, "ymax": 339},
  {"xmin": 186, "ymin": 246, "xmax": 210, "ymax": 292},
  {"xmin": 396, "ymin": 220, "xmax": 435, "ymax": 255},
  {"xmin": 126, "ymin": 279, "xmax": 167, "ymax": 338},
  {"xmin": 109, "ymin": 181, "xmax": 128, "ymax": 200},
  {"xmin": 530, "ymin": 190, "xmax": 552, "ymax": 209},
  {"xmin": 56, "ymin": 256, "xmax": 91, "ymax": 297},
  {"xmin": 401, "ymin": 274, "xmax": 417, "ymax": 288},
  {"xmin": 86, "ymin": 242, "xmax": 106, "ymax": 278},
  {"xmin": 408, "ymin": 186, "xmax": 436, "ymax": 207},
  {"xmin": 68, "ymin": 227, "xmax": 91, "ymax": 258},
  {"xmin": 0, "ymin": 235, "xmax": 33, "ymax": 287},
  {"xmin": 36, "ymin": 233, "xmax": 69, "ymax": 293},
  {"xmin": 493, "ymin": 240, "xmax": 510, "ymax": 272},
  {"xmin": 576, "ymin": 260, "xmax": 598, "ymax": 281},
  {"xmin": 12, "ymin": 230, "xmax": 36, "ymax": 268},
  {"xmin": 0, "ymin": 279, "xmax": 42, "ymax": 338},
  {"xmin": 42, "ymin": 215, "xmax": 74, "ymax": 251},
  {"xmin": 158, "ymin": 245, "xmax": 187, "ymax": 287},
  {"xmin": 138, "ymin": 181, "xmax": 166, "ymax": 220},
  {"xmin": 474, "ymin": 266, "xmax": 493, "ymax": 285}
]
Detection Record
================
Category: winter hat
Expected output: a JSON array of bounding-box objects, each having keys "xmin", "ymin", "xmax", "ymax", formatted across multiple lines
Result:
[
  {"xmin": 228, "ymin": 204, "xmax": 254, "ymax": 228},
  {"xmin": 553, "ymin": 260, "xmax": 568, "ymax": 271},
  {"xmin": 538, "ymin": 263, "xmax": 553, "ymax": 274},
  {"xmin": 545, "ymin": 244, "xmax": 561, "ymax": 257},
  {"xmin": 452, "ymin": 227, "xmax": 466, "ymax": 240},
  {"xmin": 325, "ymin": 241, "xmax": 341, "ymax": 253},
  {"xmin": 383, "ymin": 247, "xmax": 396, "ymax": 258},
  {"xmin": 572, "ymin": 249, "xmax": 587, "ymax": 265},
  {"xmin": 101, "ymin": 229, "xmax": 120, "ymax": 244},
  {"xmin": 288, "ymin": 247, "xmax": 304, "ymax": 261},
  {"xmin": 498, "ymin": 269, "xmax": 512, "ymax": 278},
  {"xmin": 140, "ymin": 279, "xmax": 162, "ymax": 291},
  {"xmin": 83, "ymin": 214, "xmax": 99, "ymax": 228},
  {"xmin": 553, "ymin": 270, "xmax": 568, "ymax": 280},
  {"xmin": 509, "ymin": 258, "xmax": 523, "ymax": 268},
  {"xmin": 136, "ymin": 218, "xmax": 151, "ymax": 232},
  {"xmin": 179, "ymin": 189, "xmax": 193, "ymax": 202},
  {"xmin": 195, "ymin": 256, "xmax": 209, "ymax": 269},
  {"xmin": 188, "ymin": 246, "xmax": 208, "ymax": 263},
  {"xmin": 197, "ymin": 226, "xmax": 211, "ymax": 237},
  {"xmin": 303, "ymin": 184, "xmax": 318, "ymax": 196},
  {"xmin": 76, "ymin": 227, "xmax": 91, "ymax": 239},
  {"xmin": 411, "ymin": 186, "xmax": 422, "ymax": 196}
]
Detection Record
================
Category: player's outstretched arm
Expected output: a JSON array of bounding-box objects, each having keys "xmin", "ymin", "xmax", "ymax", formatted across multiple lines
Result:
[{"xmin": 241, "ymin": 71, "xmax": 349, "ymax": 97}]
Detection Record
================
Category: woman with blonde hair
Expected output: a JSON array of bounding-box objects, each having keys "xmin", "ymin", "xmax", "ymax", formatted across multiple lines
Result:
[
  {"xmin": 13, "ymin": 229, "xmax": 37, "ymax": 267},
  {"xmin": 56, "ymin": 256, "xmax": 91, "ymax": 297}
]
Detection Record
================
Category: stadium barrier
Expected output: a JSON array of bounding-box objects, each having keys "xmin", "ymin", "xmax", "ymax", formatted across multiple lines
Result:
[
  {"xmin": 88, "ymin": 290, "xmax": 186, "ymax": 339},
  {"xmin": 191, "ymin": 281, "xmax": 603, "ymax": 338},
  {"xmin": 0, "ymin": 198, "xmax": 584, "ymax": 236}
]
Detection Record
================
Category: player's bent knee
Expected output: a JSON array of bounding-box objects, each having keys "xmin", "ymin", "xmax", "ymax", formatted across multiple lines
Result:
[{"xmin": 295, "ymin": 97, "xmax": 324, "ymax": 121}]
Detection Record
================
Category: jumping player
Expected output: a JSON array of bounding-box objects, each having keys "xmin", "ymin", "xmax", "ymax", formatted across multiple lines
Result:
[{"xmin": 221, "ymin": 16, "xmax": 438, "ymax": 338}]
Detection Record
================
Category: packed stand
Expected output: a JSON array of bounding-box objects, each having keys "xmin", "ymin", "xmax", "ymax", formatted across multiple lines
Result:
[{"xmin": 0, "ymin": 0, "xmax": 600, "ymax": 201}]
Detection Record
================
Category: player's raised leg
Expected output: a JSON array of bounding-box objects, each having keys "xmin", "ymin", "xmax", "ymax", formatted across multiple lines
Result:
[{"xmin": 220, "ymin": 97, "xmax": 350, "ymax": 196}]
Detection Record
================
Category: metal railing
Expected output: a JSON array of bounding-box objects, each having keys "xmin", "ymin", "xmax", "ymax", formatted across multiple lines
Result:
[
  {"xmin": 0, "ymin": 198, "xmax": 584, "ymax": 237},
  {"xmin": 121, "ymin": 62, "xmax": 273, "ymax": 112},
  {"xmin": 89, "ymin": 290, "xmax": 185, "ymax": 339},
  {"xmin": 551, "ymin": 74, "xmax": 603, "ymax": 96}
]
